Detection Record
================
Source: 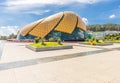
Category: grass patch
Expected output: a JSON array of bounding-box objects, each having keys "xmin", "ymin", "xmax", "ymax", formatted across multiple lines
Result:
[{"xmin": 29, "ymin": 42, "xmax": 65, "ymax": 48}]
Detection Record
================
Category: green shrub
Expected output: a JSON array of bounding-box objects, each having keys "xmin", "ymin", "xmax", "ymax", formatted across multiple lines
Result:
[
  {"xmin": 34, "ymin": 37, "xmax": 40, "ymax": 43},
  {"xmin": 116, "ymin": 36, "xmax": 120, "ymax": 40},
  {"xmin": 98, "ymin": 40, "xmax": 104, "ymax": 43},
  {"xmin": 49, "ymin": 37, "xmax": 54, "ymax": 42},
  {"xmin": 92, "ymin": 38, "xmax": 95, "ymax": 41},
  {"xmin": 85, "ymin": 38, "xmax": 89, "ymax": 42},
  {"xmin": 96, "ymin": 39, "xmax": 99, "ymax": 43},
  {"xmin": 57, "ymin": 38, "xmax": 62, "ymax": 45},
  {"xmin": 104, "ymin": 37, "xmax": 108, "ymax": 40},
  {"xmin": 40, "ymin": 38, "xmax": 46, "ymax": 45}
]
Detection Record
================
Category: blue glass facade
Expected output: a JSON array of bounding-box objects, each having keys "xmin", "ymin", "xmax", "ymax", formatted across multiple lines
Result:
[{"xmin": 17, "ymin": 28, "xmax": 86, "ymax": 40}]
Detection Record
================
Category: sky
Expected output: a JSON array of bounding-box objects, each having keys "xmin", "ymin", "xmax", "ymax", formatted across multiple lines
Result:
[{"xmin": 0, "ymin": 0, "xmax": 120, "ymax": 36}]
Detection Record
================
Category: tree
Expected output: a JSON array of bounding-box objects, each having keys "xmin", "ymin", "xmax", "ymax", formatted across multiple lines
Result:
[
  {"xmin": 8, "ymin": 33, "xmax": 17, "ymax": 39},
  {"xmin": 87, "ymin": 24, "xmax": 120, "ymax": 31}
]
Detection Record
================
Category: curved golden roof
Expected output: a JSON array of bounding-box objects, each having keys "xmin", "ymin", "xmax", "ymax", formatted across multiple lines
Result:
[{"xmin": 20, "ymin": 11, "xmax": 86, "ymax": 38}]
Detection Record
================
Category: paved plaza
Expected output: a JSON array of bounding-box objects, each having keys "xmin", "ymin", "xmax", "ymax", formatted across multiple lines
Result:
[{"xmin": 0, "ymin": 42, "xmax": 120, "ymax": 83}]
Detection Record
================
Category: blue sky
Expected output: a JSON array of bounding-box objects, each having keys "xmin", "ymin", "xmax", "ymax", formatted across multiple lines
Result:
[{"xmin": 0, "ymin": 0, "xmax": 120, "ymax": 35}]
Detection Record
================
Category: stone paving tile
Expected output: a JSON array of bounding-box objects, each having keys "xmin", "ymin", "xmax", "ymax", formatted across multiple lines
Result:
[
  {"xmin": 0, "ymin": 42, "xmax": 120, "ymax": 83},
  {"xmin": 0, "ymin": 69, "xmax": 16, "ymax": 83},
  {"xmin": 111, "ymin": 79, "xmax": 120, "ymax": 83},
  {"xmin": 14, "ymin": 68, "xmax": 39, "ymax": 83},
  {"xmin": 18, "ymin": 57, "xmax": 105, "ymax": 83}
]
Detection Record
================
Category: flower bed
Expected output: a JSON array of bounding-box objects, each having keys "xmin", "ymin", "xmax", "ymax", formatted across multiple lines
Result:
[{"xmin": 80, "ymin": 42, "xmax": 113, "ymax": 46}]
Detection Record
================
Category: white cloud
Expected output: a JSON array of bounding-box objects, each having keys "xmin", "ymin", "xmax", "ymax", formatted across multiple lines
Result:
[
  {"xmin": 24, "ymin": 10, "xmax": 51, "ymax": 15},
  {"xmin": 1, "ymin": 0, "xmax": 109, "ymax": 15},
  {"xmin": 0, "ymin": 26, "xmax": 19, "ymax": 36},
  {"xmin": 82, "ymin": 17, "xmax": 88, "ymax": 25},
  {"xmin": 4, "ymin": 0, "xmax": 109, "ymax": 11},
  {"xmin": 109, "ymin": 14, "xmax": 116, "ymax": 19}
]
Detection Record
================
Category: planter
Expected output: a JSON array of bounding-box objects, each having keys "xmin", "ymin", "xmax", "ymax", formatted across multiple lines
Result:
[
  {"xmin": 105, "ymin": 40, "xmax": 120, "ymax": 43},
  {"xmin": 110, "ymin": 42, "xmax": 120, "ymax": 43},
  {"xmin": 26, "ymin": 45, "xmax": 73, "ymax": 52},
  {"xmin": 93, "ymin": 43, "xmax": 113, "ymax": 46}
]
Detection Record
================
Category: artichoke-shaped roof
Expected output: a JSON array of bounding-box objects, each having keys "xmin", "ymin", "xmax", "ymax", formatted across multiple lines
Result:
[{"xmin": 20, "ymin": 11, "xmax": 86, "ymax": 38}]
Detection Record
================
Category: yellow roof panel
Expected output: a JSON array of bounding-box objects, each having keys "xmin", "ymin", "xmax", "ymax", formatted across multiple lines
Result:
[
  {"xmin": 29, "ymin": 12, "xmax": 64, "ymax": 38},
  {"xmin": 77, "ymin": 17, "xmax": 87, "ymax": 31},
  {"xmin": 20, "ymin": 19, "xmax": 43, "ymax": 36},
  {"xmin": 55, "ymin": 12, "xmax": 77, "ymax": 34}
]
